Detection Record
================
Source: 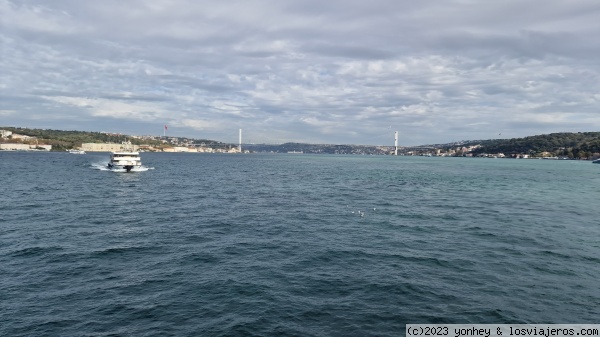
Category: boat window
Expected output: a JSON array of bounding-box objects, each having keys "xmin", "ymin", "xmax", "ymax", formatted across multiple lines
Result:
[{"xmin": 113, "ymin": 154, "xmax": 138, "ymax": 158}]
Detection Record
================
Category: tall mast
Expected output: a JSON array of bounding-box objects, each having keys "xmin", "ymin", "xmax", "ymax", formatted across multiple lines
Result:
[
  {"xmin": 239, "ymin": 128, "xmax": 242, "ymax": 153},
  {"xmin": 394, "ymin": 131, "xmax": 398, "ymax": 156}
]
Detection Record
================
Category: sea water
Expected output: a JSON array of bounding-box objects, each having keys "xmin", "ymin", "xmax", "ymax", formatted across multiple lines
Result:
[{"xmin": 1, "ymin": 152, "xmax": 599, "ymax": 336}]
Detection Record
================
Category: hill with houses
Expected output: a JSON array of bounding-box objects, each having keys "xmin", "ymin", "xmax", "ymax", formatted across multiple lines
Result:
[{"xmin": 2, "ymin": 126, "xmax": 599, "ymax": 159}]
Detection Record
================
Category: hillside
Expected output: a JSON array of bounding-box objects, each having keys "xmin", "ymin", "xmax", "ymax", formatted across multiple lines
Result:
[
  {"xmin": 2, "ymin": 127, "xmax": 599, "ymax": 157},
  {"xmin": 246, "ymin": 132, "xmax": 600, "ymax": 157},
  {"xmin": 243, "ymin": 142, "xmax": 391, "ymax": 155},
  {"xmin": 0, "ymin": 127, "xmax": 228, "ymax": 151},
  {"xmin": 469, "ymin": 132, "xmax": 600, "ymax": 157}
]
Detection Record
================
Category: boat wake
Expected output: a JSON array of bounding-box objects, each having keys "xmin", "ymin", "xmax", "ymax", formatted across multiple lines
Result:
[{"xmin": 91, "ymin": 162, "xmax": 154, "ymax": 172}]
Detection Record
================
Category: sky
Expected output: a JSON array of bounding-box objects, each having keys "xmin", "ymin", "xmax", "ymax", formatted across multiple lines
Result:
[{"xmin": 1, "ymin": 0, "xmax": 600, "ymax": 146}]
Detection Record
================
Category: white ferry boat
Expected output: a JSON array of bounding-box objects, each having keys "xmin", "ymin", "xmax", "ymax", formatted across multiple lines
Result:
[
  {"xmin": 107, "ymin": 142, "xmax": 142, "ymax": 172},
  {"xmin": 67, "ymin": 149, "xmax": 86, "ymax": 154}
]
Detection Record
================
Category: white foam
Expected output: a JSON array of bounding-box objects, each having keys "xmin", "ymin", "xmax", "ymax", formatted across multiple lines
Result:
[
  {"xmin": 90, "ymin": 162, "xmax": 153, "ymax": 172},
  {"xmin": 91, "ymin": 162, "xmax": 110, "ymax": 171},
  {"xmin": 129, "ymin": 166, "xmax": 151, "ymax": 172}
]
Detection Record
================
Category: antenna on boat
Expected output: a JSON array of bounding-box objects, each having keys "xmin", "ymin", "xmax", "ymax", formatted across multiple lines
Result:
[{"xmin": 239, "ymin": 128, "xmax": 242, "ymax": 153}]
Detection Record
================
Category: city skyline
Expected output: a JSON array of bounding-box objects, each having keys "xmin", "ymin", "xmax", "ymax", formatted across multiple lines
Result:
[{"xmin": 1, "ymin": 0, "xmax": 600, "ymax": 146}]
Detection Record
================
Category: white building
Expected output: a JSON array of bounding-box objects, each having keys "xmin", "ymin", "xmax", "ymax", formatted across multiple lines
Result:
[
  {"xmin": 81, "ymin": 143, "xmax": 140, "ymax": 152},
  {"xmin": 0, "ymin": 130, "xmax": 13, "ymax": 138},
  {"xmin": 0, "ymin": 143, "xmax": 30, "ymax": 151},
  {"xmin": 10, "ymin": 134, "xmax": 34, "ymax": 140},
  {"xmin": 0, "ymin": 143, "xmax": 52, "ymax": 151}
]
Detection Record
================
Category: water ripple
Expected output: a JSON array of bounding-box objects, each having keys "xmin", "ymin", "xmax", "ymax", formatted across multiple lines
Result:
[{"xmin": 1, "ymin": 153, "xmax": 599, "ymax": 336}]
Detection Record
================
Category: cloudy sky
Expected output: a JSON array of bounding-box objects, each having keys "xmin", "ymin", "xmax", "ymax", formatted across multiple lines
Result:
[{"xmin": 1, "ymin": 0, "xmax": 600, "ymax": 145}]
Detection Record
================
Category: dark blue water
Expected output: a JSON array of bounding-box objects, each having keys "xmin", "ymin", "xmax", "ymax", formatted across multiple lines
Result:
[{"xmin": 1, "ymin": 152, "xmax": 599, "ymax": 336}]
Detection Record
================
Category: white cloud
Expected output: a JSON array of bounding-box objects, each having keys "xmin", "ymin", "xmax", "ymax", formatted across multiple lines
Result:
[
  {"xmin": 0, "ymin": 0, "xmax": 82, "ymax": 35},
  {"xmin": 42, "ymin": 96, "xmax": 166, "ymax": 121},
  {"xmin": 0, "ymin": 110, "xmax": 16, "ymax": 116},
  {"xmin": 1, "ymin": 0, "xmax": 600, "ymax": 144},
  {"xmin": 180, "ymin": 119, "xmax": 223, "ymax": 131}
]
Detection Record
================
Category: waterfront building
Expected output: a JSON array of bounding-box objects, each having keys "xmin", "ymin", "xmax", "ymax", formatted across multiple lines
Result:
[
  {"xmin": 81, "ymin": 143, "xmax": 140, "ymax": 152},
  {"xmin": 0, "ymin": 130, "xmax": 13, "ymax": 138},
  {"xmin": 0, "ymin": 143, "xmax": 51, "ymax": 151}
]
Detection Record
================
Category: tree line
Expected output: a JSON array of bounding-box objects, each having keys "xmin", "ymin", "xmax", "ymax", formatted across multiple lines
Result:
[
  {"xmin": 469, "ymin": 132, "xmax": 600, "ymax": 158},
  {"xmin": 1, "ymin": 127, "xmax": 166, "ymax": 151}
]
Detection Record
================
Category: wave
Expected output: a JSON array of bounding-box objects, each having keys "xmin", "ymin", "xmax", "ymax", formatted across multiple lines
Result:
[
  {"xmin": 91, "ymin": 245, "xmax": 156, "ymax": 257},
  {"xmin": 90, "ymin": 162, "xmax": 154, "ymax": 172},
  {"xmin": 10, "ymin": 246, "xmax": 64, "ymax": 257}
]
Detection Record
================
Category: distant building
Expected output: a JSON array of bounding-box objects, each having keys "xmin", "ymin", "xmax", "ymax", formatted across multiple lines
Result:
[
  {"xmin": 81, "ymin": 143, "xmax": 140, "ymax": 152},
  {"xmin": 138, "ymin": 145, "xmax": 153, "ymax": 151},
  {"xmin": 35, "ymin": 145, "xmax": 52, "ymax": 151},
  {"xmin": 10, "ymin": 133, "xmax": 34, "ymax": 140},
  {"xmin": 0, "ymin": 143, "xmax": 30, "ymax": 151},
  {"xmin": 0, "ymin": 143, "xmax": 51, "ymax": 151},
  {"xmin": 0, "ymin": 130, "xmax": 13, "ymax": 138}
]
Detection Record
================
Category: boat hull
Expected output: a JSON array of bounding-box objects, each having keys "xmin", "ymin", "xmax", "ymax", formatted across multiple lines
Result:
[
  {"xmin": 107, "ymin": 144, "xmax": 143, "ymax": 172},
  {"xmin": 107, "ymin": 163, "xmax": 142, "ymax": 172}
]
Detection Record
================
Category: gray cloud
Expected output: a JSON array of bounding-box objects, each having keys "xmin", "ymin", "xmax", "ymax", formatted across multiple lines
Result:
[{"xmin": 1, "ymin": 0, "xmax": 600, "ymax": 145}]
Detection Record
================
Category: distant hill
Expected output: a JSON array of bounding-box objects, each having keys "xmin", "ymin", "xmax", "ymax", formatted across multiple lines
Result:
[
  {"xmin": 0, "ymin": 127, "xmax": 228, "ymax": 151},
  {"xmin": 243, "ymin": 142, "xmax": 391, "ymax": 155},
  {"xmin": 468, "ymin": 132, "xmax": 600, "ymax": 157},
  {"xmin": 0, "ymin": 127, "xmax": 162, "ymax": 151},
  {"xmin": 3, "ymin": 127, "xmax": 599, "ymax": 157},
  {"xmin": 247, "ymin": 132, "xmax": 600, "ymax": 157}
]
